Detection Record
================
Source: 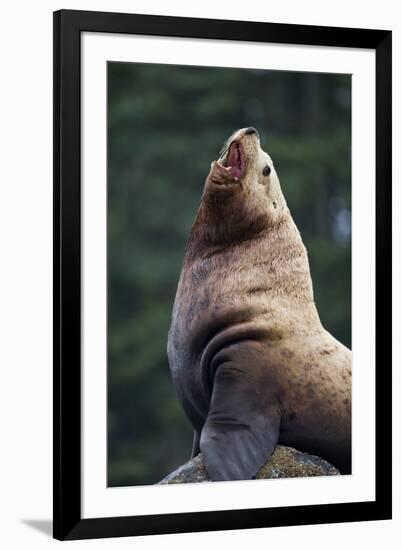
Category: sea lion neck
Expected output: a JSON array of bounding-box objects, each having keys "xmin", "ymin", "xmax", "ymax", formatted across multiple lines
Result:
[
  {"xmin": 185, "ymin": 188, "xmax": 270, "ymax": 257},
  {"xmin": 184, "ymin": 209, "xmax": 316, "ymax": 306}
]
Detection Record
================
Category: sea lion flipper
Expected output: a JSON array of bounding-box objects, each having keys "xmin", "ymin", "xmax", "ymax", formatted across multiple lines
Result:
[{"xmin": 200, "ymin": 365, "xmax": 280, "ymax": 481}]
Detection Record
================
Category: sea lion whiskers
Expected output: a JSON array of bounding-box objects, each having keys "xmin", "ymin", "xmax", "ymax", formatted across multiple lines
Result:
[{"xmin": 218, "ymin": 130, "xmax": 238, "ymax": 162}]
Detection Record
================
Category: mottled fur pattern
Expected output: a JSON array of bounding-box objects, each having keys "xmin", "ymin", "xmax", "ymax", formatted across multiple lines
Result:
[{"xmin": 168, "ymin": 128, "xmax": 351, "ymax": 479}]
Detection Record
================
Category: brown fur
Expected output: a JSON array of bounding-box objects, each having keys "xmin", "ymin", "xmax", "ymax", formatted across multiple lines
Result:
[{"xmin": 168, "ymin": 128, "xmax": 351, "ymax": 477}]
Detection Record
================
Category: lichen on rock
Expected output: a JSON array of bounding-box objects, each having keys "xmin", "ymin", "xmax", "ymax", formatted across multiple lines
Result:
[{"xmin": 158, "ymin": 445, "xmax": 340, "ymax": 484}]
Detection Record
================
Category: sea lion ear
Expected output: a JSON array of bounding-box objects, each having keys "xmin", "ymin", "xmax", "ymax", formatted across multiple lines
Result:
[{"xmin": 200, "ymin": 366, "xmax": 280, "ymax": 481}]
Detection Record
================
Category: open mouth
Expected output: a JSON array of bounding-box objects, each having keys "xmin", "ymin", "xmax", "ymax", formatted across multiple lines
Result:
[{"xmin": 220, "ymin": 141, "xmax": 245, "ymax": 180}]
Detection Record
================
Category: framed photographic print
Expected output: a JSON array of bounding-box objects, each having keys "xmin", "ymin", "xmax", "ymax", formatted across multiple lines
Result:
[{"xmin": 53, "ymin": 9, "xmax": 392, "ymax": 541}]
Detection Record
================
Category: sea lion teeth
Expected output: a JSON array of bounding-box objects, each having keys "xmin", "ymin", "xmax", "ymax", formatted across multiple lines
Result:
[{"xmin": 168, "ymin": 127, "xmax": 351, "ymax": 482}]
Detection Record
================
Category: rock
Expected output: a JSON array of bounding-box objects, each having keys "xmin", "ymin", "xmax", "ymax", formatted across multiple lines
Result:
[{"xmin": 158, "ymin": 445, "xmax": 340, "ymax": 484}]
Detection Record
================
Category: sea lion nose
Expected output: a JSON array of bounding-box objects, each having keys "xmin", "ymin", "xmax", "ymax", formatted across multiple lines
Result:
[{"xmin": 244, "ymin": 127, "xmax": 259, "ymax": 138}]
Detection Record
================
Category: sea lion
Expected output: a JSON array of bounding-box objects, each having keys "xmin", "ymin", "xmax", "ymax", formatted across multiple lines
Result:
[{"xmin": 167, "ymin": 127, "xmax": 351, "ymax": 481}]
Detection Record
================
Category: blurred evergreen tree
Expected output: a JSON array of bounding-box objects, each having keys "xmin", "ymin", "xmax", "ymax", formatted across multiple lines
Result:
[{"xmin": 108, "ymin": 62, "xmax": 351, "ymax": 486}]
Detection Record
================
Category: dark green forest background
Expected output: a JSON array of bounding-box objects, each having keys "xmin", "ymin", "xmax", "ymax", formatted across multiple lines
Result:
[{"xmin": 107, "ymin": 62, "xmax": 351, "ymax": 487}]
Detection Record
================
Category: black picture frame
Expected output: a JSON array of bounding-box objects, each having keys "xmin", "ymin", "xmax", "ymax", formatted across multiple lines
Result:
[{"xmin": 53, "ymin": 9, "xmax": 392, "ymax": 541}]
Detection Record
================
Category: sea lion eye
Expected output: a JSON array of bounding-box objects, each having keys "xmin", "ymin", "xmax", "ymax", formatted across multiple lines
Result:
[{"xmin": 263, "ymin": 165, "xmax": 271, "ymax": 176}]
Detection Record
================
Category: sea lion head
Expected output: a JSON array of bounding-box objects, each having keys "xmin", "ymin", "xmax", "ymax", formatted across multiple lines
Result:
[{"xmin": 190, "ymin": 128, "xmax": 289, "ymax": 249}]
